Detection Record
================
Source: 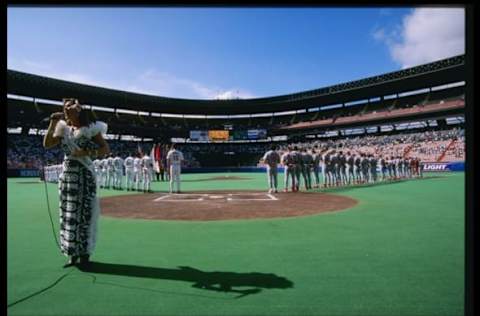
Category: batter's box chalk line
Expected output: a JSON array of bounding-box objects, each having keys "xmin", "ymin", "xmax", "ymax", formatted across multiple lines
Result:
[{"xmin": 153, "ymin": 193, "xmax": 278, "ymax": 202}]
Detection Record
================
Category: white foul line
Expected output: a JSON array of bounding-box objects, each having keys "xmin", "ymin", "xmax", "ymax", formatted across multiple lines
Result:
[{"xmin": 267, "ymin": 194, "xmax": 278, "ymax": 201}]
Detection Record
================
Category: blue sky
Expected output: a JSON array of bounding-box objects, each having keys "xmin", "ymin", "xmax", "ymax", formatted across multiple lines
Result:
[{"xmin": 7, "ymin": 7, "xmax": 465, "ymax": 100}]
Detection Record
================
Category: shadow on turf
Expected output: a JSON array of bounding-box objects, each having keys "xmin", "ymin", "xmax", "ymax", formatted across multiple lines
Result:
[{"xmin": 78, "ymin": 262, "xmax": 293, "ymax": 298}]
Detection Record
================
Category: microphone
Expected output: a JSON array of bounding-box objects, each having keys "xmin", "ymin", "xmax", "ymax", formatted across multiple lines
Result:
[{"xmin": 42, "ymin": 112, "xmax": 64, "ymax": 123}]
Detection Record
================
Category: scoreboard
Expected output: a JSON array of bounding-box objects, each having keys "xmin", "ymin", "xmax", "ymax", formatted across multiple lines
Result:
[
  {"xmin": 190, "ymin": 129, "xmax": 266, "ymax": 141},
  {"xmin": 208, "ymin": 130, "xmax": 230, "ymax": 141}
]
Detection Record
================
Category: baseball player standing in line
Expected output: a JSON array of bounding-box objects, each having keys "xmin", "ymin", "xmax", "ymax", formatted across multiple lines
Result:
[
  {"xmin": 113, "ymin": 154, "xmax": 124, "ymax": 190},
  {"xmin": 399, "ymin": 157, "xmax": 404, "ymax": 179},
  {"xmin": 311, "ymin": 147, "xmax": 321, "ymax": 188},
  {"xmin": 166, "ymin": 144, "xmax": 184, "ymax": 194},
  {"xmin": 133, "ymin": 152, "xmax": 143, "ymax": 191},
  {"xmin": 360, "ymin": 153, "xmax": 370, "ymax": 184},
  {"xmin": 330, "ymin": 150, "xmax": 340, "ymax": 186},
  {"xmin": 149, "ymin": 151, "xmax": 156, "ymax": 183},
  {"xmin": 280, "ymin": 146, "xmax": 295, "ymax": 192},
  {"xmin": 338, "ymin": 151, "xmax": 347, "ymax": 186},
  {"xmin": 395, "ymin": 156, "xmax": 401, "ymax": 179},
  {"xmin": 369, "ymin": 154, "xmax": 378, "ymax": 183},
  {"xmin": 124, "ymin": 152, "xmax": 135, "ymax": 191},
  {"xmin": 260, "ymin": 145, "xmax": 281, "ymax": 194},
  {"xmin": 93, "ymin": 158, "xmax": 102, "ymax": 190},
  {"xmin": 388, "ymin": 156, "xmax": 395, "ymax": 180},
  {"xmin": 409, "ymin": 157, "xmax": 416, "ymax": 178},
  {"xmin": 354, "ymin": 153, "xmax": 362, "ymax": 184},
  {"xmin": 323, "ymin": 149, "xmax": 333, "ymax": 187},
  {"xmin": 404, "ymin": 158, "xmax": 410, "ymax": 178},
  {"xmin": 394, "ymin": 156, "xmax": 401, "ymax": 179},
  {"xmin": 318, "ymin": 147, "xmax": 326, "ymax": 187},
  {"xmin": 106, "ymin": 153, "xmax": 115, "ymax": 189},
  {"xmin": 100, "ymin": 156, "xmax": 108, "ymax": 188},
  {"xmin": 141, "ymin": 152, "xmax": 154, "ymax": 193},
  {"xmin": 163, "ymin": 144, "xmax": 170, "ymax": 182},
  {"xmin": 346, "ymin": 151, "xmax": 355, "ymax": 185},
  {"xmin": 291, "ymin": 146, "xmax": 302, "ymax": 191},
  {"xmin": 397, "ymin": 157, "xmax": 403, "ymax": 179},
  {"xmin": 379, "ymin": 155, "xmax": 388, "ymax": 181},
  {"xmin": 404, "ymin": 158, "xmax": 411, "ymax": 178},
  {"xmin": 300, "ymin": 148, "xmax": 313, "ymax": 190}
]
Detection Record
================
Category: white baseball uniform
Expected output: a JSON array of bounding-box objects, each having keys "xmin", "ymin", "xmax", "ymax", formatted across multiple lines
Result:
[
  {"xmin": 133, "ymin": 157, "xmax": 143, "ymax": 191},
  {"xmin": 100, "ymin": 158, "xmax": 108, "ymax": 187},
  {"xmin": 141, "ymin": 155, "xmax": 154, "ymax": 192},
  {"xmin": 166, "ymin": 149, "xmax": 184, "ymax": 193},
  {"xmin": 106, "ymin": 156, "xmax": 115, "ymax": 188},
  {"xmin": 124, "ymin": 156, "xmax": 135, "ymax": 190},
  {"xmin": 93, "ymin": 159, "xmax": 102, "ymax": 188},
  {"xmin": 113, "ymin": 156, "xmax": 124, "ymax": 189}
]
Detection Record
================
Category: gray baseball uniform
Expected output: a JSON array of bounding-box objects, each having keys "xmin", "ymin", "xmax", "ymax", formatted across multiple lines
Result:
[{"xmin": 262, "ymin": 150, "xmax": 281, "ymax": 192}]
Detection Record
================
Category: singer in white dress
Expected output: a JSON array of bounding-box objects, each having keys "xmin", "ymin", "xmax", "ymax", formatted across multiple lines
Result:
[{"xmin": 43, "ymin": 98, "xmax": 110, "ymax": 268}]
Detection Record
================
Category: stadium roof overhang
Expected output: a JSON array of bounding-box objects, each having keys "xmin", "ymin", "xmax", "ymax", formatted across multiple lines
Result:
[{"xmin": 7, "ymin": 55, "xmax": 465, "ymax": 115}]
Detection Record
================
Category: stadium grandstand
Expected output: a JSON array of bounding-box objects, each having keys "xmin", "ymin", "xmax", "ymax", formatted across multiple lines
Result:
[{"xmin": 7, "ymin": 54, "xmax": 465, "ymax": 174}]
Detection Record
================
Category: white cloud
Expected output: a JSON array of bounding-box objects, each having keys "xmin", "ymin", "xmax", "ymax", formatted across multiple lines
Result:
[
  {"xmin": 373, "ymin": 28, "xmax": 386, "ymax": 41},
  {"xmin": 8, "ymin": 59, "xmax": 258, "ymax": 100},
  {"xmin": 374, "ymin": 8, "xmax": 465, "ymax": 68},
  {"xmin": 130, "ymin": 69, "xmax": 217, "ymax": 99},
  {"xmin": 214, "ymin": 89, "xmax": 257, "ymax": 100},
  {"xmin": 129, "ymin": 69, "xmax": 257, "ymax": 100},
  {"xmin": 8, "ymin": 59, "xmax": 110, "ymax": 88}
]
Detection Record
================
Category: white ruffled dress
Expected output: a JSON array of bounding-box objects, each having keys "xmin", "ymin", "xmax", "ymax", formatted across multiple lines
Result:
[{"xmin": 53, "ymin": 120, "xmax": 108, "ymax": 257}]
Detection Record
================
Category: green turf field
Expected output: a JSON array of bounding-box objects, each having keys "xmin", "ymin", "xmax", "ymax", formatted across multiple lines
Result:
[{"xmin": 7, "ymin": 172, "xmax": 464, "ymax": 316}]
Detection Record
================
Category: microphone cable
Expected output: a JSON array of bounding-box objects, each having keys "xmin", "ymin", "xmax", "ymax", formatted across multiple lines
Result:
[
  {"xmin": 41, "ymin": 161, "xmax": 62, "ymax": 251},
  {"xmin": 8, "ymin": 155, "xmax": 65, "ymax": 309}
]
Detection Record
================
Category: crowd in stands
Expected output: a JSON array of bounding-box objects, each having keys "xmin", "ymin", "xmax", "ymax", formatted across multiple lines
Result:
[
  {"xmin": 7, "ymin": 135, "xmax": 63, "ymax": 169},
  {"xmin": 7, "ymin": 136, "xmax": 201, "ymax": 169},
  {"xmin": 177, "ymin": 143, "xmax": 269, "ymax": 155},
  {"xmin": 281, "ymin": 128, "xmax": 464, "ymax": 164},
  {"xmin": 437, "ymin": 135, "xmax": 465, "ymax": 162},
  {"xmin": 7, "ymin": 127, "xmax": 464, "ymax": 170}
]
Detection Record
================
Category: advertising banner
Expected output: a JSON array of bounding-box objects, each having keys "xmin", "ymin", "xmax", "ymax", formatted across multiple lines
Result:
[
  {"xmin": 421, "ymin": 162, "xmax": 464, "ymax": 172},
  {"xmin": 190, "ymin": 130, "xmax": 209, "ymax": 141},
  {"xmin": 232, "ymin": 130, "xmax": 248, "ymax": 140},
  {"xmin": 247, "ymin": 129, "xmax": 267, "ymax": 140}
]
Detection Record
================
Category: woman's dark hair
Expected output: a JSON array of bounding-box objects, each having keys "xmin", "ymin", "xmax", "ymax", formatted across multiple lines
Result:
[
  {"xmin": 78, "ymin": 108, "xmax": 96, "ymax": 127},
  {"xmin": 64, "ymin": 98, "xmax": 96, "ymax": 127}
]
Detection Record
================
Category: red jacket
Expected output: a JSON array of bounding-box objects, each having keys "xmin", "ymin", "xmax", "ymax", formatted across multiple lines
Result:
[{"xmin": 154, "ymin": 145, "xmax": 162, "ymax": 161}]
